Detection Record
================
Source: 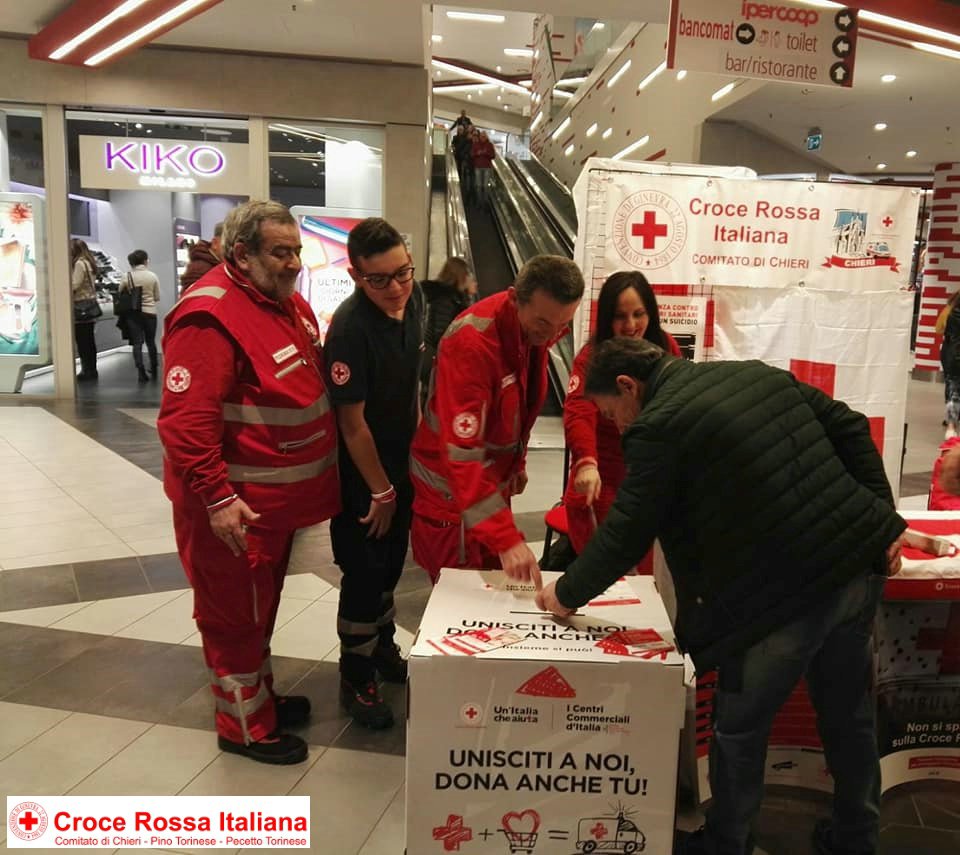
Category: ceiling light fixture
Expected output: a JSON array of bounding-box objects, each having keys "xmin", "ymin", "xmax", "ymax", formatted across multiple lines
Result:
[
  {"xmin": 551, "ymin": 117, "xmax": 572, "ymax": 141},
  {"xmin": 677, "ymin": 69, "xmax": 688, "ymax": 80},
  {"xmin": 711, "ymin": 82, "xmax": 736, "ymax": 101},
  {"xmin": 586, "ymin": 123, "xmax": 598, "ymax": 137},
  {"xmin": 553, "ymin": 88, "xmax": 573, "ymax": 99},
  {"xmin": 607, "ymin": 59, "xmax": 632, "ymax": 88},
  {"xmin": 881, "ymin": 73, "xmax": 896, "ymax": 82},
  {"xmin": 906, "ymin": 150, "xmax": 918, "ymax": 158},
  {"xmin": 49, "ymin": 0, "xmax": 149, "ymax": 60},
  {"xmin": 446, "ymin": 11, "xmax": 506, "ymax": 23},
  {"xmin": 602, "ymin": 127, "xmax": 613, "ymax": 139},
  {"xmin": 591, "ymin": 22, "xmax": 605, "ymax": 32},
  {"xmin": 877, "ymin": 163, "xmax": 887, "ymax": 170},
  {"xmin": 555, "ymin": 76, "xmax": 588, "ymax": 89},
  {"xmin": 565, "ymin": 144, "xmax": 575, "ymax": 156},
  {"xmin": 431, "ymin": 59, "xmax": 531, "ymax": 95},
  {"xmin": 496, "ymin": 65, "xmax": 502, "ymax": 72},
  {"xmin": 530, "ymin": 112, "xmax": 544, "ymax": 131},
  {"xmin": 914, "ymin": 41, "xmax": 960, "ymax": 60},
  {"xmin": 874, "ymin": 122, "xmax": 887, "ymax": 131},
  {"xmin": 85, "ymin": 0, "xmax": 213, "ymax": 66},
  {"xmin": 432, "ymin": 34, "xmax": 442, "ymax": 43},
  {"xmin": 637, "ymin": 60, "xmax": 666, "ymax": 91},
  {"xmin": 31, "ymin": 0, "xmax": 222, "ymax": 66},
  {"xmin": 612, "ymin": 135, "xmax": 650, "ymax": 161},
  {"xmin": 504, "ymin": 48, "xmax": 534, "ymax": 58}
]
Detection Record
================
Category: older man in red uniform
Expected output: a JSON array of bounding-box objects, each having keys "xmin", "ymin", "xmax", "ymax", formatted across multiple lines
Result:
[
  {"xmin": 410, "ymin": 255, "xmax": 584, "ymax": 584},
  {"xmin": 158, "ymin": 200, "xmax": 340, "ymax": 765}
]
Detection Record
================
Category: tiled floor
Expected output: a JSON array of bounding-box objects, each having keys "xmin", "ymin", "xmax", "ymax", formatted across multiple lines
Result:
[{"xmin": 0, "ymin": 372, "xmax": 958, "ymax": 853}]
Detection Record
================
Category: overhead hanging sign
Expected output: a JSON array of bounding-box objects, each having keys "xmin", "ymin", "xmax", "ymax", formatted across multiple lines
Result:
[
  {"xmin": 667, "ymin": 0, "xmax": 859, "ymax": 88},
  {"xmin": 78, "ymin": 136, "xmax": 249, "ymax": 194}
]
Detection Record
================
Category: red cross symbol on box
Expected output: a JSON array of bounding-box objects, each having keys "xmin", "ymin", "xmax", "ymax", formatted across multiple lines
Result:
[
  {"xmin": 18, "ymin": 812, "xmax": 40, "ymax": 832},
  {"xmin": 464, "ymin": 706, "xmax": 479, "ymax": 720},
  {"xmin": 631, "ymin": 210, "xmax": 669, "ymax": 249},
  {"xmin": 883, "ymin": 216, "xmax": 894, "ymax": 228},
  {"xmin": 433, "ymin": 814, "xmax": 473, "ymax": 851},
  {"xmin": 590, "ymin": 821, "xmax": 609, "ymax": 840}
]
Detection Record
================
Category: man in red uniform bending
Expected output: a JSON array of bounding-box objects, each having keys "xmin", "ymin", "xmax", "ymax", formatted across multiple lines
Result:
[
  {"xmin": 410, "ymin": 255, "xmax": 584, "ymax": 584},
  {"xmin": 158, "ymin": 200, "xmax": 340, "ymax": 765}
]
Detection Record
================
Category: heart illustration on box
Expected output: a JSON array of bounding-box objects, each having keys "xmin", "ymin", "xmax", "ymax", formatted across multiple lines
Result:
[{"xmin": 501, "ymin": 809, "xmax": 540, "ymax": 835}]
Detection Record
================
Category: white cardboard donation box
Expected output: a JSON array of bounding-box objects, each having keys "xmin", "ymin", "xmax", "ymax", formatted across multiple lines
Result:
[{"xmin": 406, "ymin": 570, "xmax": 686, "ymax": 855}]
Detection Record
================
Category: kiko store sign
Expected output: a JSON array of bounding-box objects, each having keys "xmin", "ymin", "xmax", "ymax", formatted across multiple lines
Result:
[{"xmin": 78, "ymin": 135, "xmax": 249, "ymax": 194}]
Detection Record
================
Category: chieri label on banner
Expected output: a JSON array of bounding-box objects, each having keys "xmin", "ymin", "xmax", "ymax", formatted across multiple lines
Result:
[
  {"xmin": 667, "ymin": 0, "xmax": 858, "ymax": 88},
  {"xmin": 599, "ymin": 172, "xmax": 918, "ymax": 289}
]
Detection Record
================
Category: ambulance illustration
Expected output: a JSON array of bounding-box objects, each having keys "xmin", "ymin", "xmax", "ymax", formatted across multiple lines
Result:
[{"xmin": 576, "ymin": 807, "xmax": 645, "ymax": 853}]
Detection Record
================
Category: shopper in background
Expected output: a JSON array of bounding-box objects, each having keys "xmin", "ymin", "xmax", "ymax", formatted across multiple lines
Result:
[
  {"xmin": 179, "ymin": 221, "xmax": 223, "ymax": 294},
  {"xmin": 535, "ymin": 337, "xmax": 906, "ymax": 855},
  {"xmin": 120, "ymin": 249, "xmax": 161, "ymax": 383},
  {"xmin": 420, "ymin": 256, "xmax": 477, "ymax": 403},
  {"xmin": 563, "ymin": 272, "xmax": 682, "ymax": 569},
  {"xmin": 71, "ymin": 238, "xmax": 100, "ymax": 382},
  {"xmin": 410, "ymin": 255, "xmax": 584, "ymax": 584},
  {"xmin": 449, "ymin": 108, "xmax": 472, "ymax": 133},
  {"xmin": 470, "ymin": 130, "xmax": 497, "ymax": 206},
  {"xmin": 939, "ymin": 289, "xmax": 960, "ymax": 438},
  {"xmin": 324, "ymin": 218, "xmax": 423, "ymax": 730},
  {"xmin": 157, "ymin": 200, "xmax": 340, "ymax": 765},
  {"xmin": 452, "ymin": 124, "xmax": 474, "ymax": 203}
]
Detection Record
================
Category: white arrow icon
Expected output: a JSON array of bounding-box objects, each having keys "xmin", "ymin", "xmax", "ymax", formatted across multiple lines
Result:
[
  {"xmin": 838, "ymin": 13, "xmax": 852, "ymax": 28},
  {"xmin": 836, "ymin": 40, "xmax": 850, "ymax": 54},
  {"xmin": 833, "ymin": 65, "xmax": 847, "ymax": 82}
]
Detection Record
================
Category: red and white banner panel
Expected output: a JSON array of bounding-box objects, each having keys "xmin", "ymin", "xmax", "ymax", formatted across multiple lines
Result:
[{"xmin": 917, "ymin": 162, "xmax": 960, "ymax": 371}]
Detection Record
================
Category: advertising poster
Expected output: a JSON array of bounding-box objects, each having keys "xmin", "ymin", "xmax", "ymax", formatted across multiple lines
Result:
[
  {"xmin": 292, "ymin": 212, "xmax": 363, "ymax": 343},
  {"xmin": 173, "ymin": 218, "xmax": 201, "ymax": 288},
  {"xmin": 658, "ymin": 295, "xmax": 708, "ymax": 361},
  {"xmin": 0, "ymin": 199, "xmax": 40, "ymax": 357}
]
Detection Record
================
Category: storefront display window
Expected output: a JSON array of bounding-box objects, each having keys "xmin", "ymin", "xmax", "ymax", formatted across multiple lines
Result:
[
  {"xmin": 269, "ymin": 121, "xmax": 384, "ymax": 340},
  {"xmin": 0, "ymin": 106, "xmax": 48, "ymax": 394}
]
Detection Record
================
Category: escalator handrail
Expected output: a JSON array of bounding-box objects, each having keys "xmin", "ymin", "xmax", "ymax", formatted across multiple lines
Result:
[
  {"xmin": 491, "ymin": 158, "xmax": 569, "ymax": 259},
  {"xmin": 509, "ymin": 157, "xmax": 576, "ymax": 253},
  {"xmin": 444, "ymin": 148, "xmax": 475, "ymax": 277}
]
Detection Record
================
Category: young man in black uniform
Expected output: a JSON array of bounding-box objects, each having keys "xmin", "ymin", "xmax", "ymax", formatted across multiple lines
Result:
[{"xmin": 324, "ymin": 218, "xmax": 423, "ymax": 729}]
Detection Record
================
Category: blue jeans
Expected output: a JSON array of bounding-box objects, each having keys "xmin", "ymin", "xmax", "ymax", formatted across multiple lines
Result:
[{"xmin": 704, "ymin": 571, "xmax": 886, "ymax": 855}]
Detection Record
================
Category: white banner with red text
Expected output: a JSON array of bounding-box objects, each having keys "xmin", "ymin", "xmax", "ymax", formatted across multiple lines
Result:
[{"xmin": 6, "ymin": 796, "xmax": 310, "ymax": 849}]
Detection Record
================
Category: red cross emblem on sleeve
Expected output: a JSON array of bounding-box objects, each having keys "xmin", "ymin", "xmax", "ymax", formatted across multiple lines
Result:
[
  {"xmin": 165, "ymin": 365, "xmax": 192, "ymax": 393},
  {"xmin": 331, "ymin": 361, "xmax": 351, "ymax": 385},
  {"xmin": 453, "ymin": 411, "xmax": 480, "ymax": 439}
]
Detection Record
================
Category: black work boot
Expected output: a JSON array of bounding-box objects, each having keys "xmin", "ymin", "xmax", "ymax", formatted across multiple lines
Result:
[
  {"xmin": 150, "ymin": 357, "xmax": 159, "ymax": 380},
  {"xmin": 217, "ymin": 731, "xmax": 308, "ymax": 765},
  {"xmin": 812, "ymin": 819, "xmax": 875, "ymax": 855},
  {"xmin": 137, "ymin": 366, "xmax": 149, "ymax": 383},
  {"xmin": 340, "ymin": 678, "xmax": 394, "ymax": 729},
  {"xmin": 275, "ymin": 694, "xmax": 311, "ymax": 729},
  {"xmin": 372, "ymin": 642, "xmax": 408, "ymax": 683}
]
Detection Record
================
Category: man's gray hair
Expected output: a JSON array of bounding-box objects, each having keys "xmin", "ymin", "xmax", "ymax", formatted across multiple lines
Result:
[
  {"xmin": 222, "ymin": 201, "xmax": 295, "ymax": 261},
  {"xmin": 514, "ymin": 255, "xmax": 584, "ymax": 305},
  {"xmin": 585, "ymin": 337, "xmax": 666, "ymax": 397}
]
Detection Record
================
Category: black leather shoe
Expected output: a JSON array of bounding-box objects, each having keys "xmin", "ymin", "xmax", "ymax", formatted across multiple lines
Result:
[
  {"xmin": 372, "ymin": 642, "xmax": 408, "ymax": 683},
  {"xmin": 137, "ymin": 367, "xmax": 149, "ymax": 383},
  {"xmin": 340, "ymin": 679, "xmax": 394, "ymax": 729},
  {"xmin": 76, "ymin": 372, "xmax": 98, "ymax": 383},
  {"xmin": 275, "ymin": 694, "xmax": 311, "ymax": 729},
  {"xmin": 674, "ymin": 826, "xmax": 755, "ymax": 854},
  {"xmin": 811, "ymin": 819, "xmax": 874, "ymax": 855},
  {"xmin": 217, "ymin": 731, "xmax": 308, "ymax": 765}
]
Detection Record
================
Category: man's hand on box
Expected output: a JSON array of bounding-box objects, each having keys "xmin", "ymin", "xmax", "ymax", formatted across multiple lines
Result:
[
  {"xmin": 535, "ymin": 580, "xmax": 576, "ymax": 617},
  {"xmin": 499, "ymin": 541, "xmax": 542, "ymax": 588}
]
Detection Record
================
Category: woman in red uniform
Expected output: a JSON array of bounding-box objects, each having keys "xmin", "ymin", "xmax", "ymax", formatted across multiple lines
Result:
[{"xmin": 563, "ymin": 271, "xmax": 682, "ymax": 571}]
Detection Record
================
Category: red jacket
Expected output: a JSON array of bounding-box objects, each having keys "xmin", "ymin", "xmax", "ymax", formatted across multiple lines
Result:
[
  {"xmin": 411, "ymin": 291, "xmax": 549, "ymax": 553},
  {"xmin": 471, "ymin": 139, "xmax": 496, "ymax": 169},
  {"xmin": 563, "ymin": 332, "xmax": 683, "ymax": 487},
  {"xmin": 158, "ymin": 263, "xmax": 340, "ymax": 530}
]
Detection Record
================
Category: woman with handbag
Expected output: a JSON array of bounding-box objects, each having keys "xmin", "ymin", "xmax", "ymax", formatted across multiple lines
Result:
[
  {"xmin": 71, "ymin": 238, "xmax": 101, "ymax": 382},
  {"xmin": 120, "ymin": 249, "xmax": 161, "ymax": 383}
]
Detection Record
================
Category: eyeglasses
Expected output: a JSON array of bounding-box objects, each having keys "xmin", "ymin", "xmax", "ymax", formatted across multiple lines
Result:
[{"xmin": 359, "ymin": 265, "xmax": 416, "ymax": 290}]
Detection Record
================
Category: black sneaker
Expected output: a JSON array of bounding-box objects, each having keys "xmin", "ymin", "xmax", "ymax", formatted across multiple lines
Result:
[
  {"xmin": 674, "ymin": 826, "xmax": 756, "ymax": 855},
  {"xmin": 340, "ymin": 678, "xmax": 394, "ymax": 729},
  {"xmin": 217, "ymin": 731, "xmax": 308, "ymax": 765},
  {"xmin": 275, "ymin": 694, "xmax": 311, "ymax": 729},
  {"xmin": 811, "ymin": 819, "xmax": 874, "ymax": 855},
  {"xmin": 372, "ymin": 642, "xmax": 408, "ymax": 683}
]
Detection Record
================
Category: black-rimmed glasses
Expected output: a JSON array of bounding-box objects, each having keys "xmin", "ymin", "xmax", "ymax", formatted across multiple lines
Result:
[{"xmin": 359, "ymin": 265, "xmax": 416, "ymax": 290}]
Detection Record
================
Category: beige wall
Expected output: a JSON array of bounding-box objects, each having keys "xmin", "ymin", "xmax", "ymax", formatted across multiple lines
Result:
[{"xmin": 699, "ymin": 120, "xmax": 839, "ymax": 178}]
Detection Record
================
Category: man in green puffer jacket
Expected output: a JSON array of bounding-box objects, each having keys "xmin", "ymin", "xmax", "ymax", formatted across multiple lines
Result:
[{"xmin": 536, "ymin": 337, "xmax": 906, "ymax": 855}]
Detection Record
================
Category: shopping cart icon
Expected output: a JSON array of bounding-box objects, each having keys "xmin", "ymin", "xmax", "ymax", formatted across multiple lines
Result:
[{"xmin": 499, "ymin": 809, "xmax": 540, "ymax": 853}]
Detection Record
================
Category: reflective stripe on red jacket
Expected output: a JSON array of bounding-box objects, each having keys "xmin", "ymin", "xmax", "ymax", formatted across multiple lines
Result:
[
  {"xmin": 158, "ymin": 263, "xmax": 340, "ymax": 530},
  {"xmin": 410, "ymin": 290, "xmax": 549, "ymax": 553}
]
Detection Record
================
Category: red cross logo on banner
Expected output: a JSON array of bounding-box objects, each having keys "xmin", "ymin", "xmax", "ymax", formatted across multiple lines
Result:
[
  {"xmin": 882, "ymin": 216, "xmax": 894, "ymax": 228},
  {"xmin": 9, "ymin": 802, "xmax": 48, "ymax": 842},
  {"xmin": 432, "ymin": 815, "xmax": 473, "ymax": 851},
  {"xmin": 330, "ymin": 361, "xmax": 351, "ymax": 386},
  {"xmin": 632, "ymin": 210, "xmax": 669, "ymax": 249}
]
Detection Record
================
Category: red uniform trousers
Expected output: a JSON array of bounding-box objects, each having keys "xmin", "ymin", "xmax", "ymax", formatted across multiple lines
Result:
[
  {"xmin": 411, "ymin": 513, "xmax": 503, "ymax": 583},
  {"xmin": 173, "ymin": 504, "xmax": 295, "ymax": 744}
]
